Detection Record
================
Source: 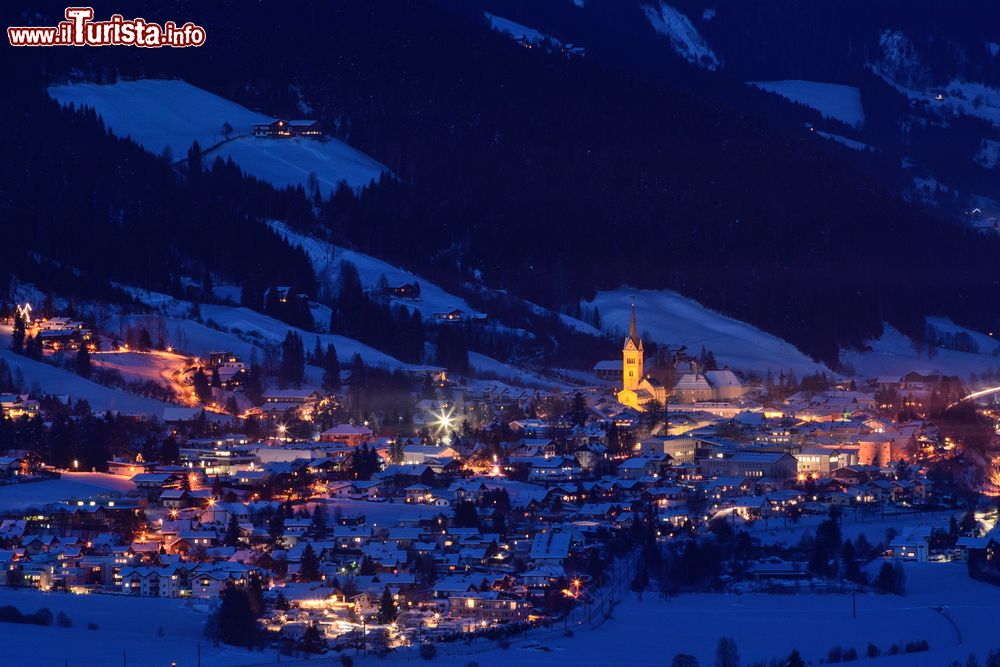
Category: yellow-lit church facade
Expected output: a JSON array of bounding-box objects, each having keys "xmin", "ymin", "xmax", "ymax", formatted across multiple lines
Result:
[{"xmin": 616, "ymin": 305, "xmax": 667, "ymax": 411}]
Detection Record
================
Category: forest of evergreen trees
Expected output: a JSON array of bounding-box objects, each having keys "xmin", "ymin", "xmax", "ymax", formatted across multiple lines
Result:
[{"xmin": 3, "ymin": 1, "xmax": 1000, "ymax": 367}]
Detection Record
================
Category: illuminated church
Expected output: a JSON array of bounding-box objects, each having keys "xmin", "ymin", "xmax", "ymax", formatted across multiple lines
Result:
[{"xmin": 616, "ymin": 305, "xmax": 667, "ymax": 411}]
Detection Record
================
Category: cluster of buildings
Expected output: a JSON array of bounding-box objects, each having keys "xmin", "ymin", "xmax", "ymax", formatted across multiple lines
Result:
[{"xmin": 0, "ymin": 303, "xmax": 988, "ymax": 652}]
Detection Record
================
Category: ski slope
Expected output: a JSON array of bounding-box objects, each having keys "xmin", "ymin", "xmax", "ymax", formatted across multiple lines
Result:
[
  {"xmin": 749, "ymin": 80, "xmax": 865, "ymax": 127},
  {"xmin": 586, "ymin": 288, "xmax": 828, "ymax": 375},
  {"xmin": 48, "ymin": 79, "xmax": 385, "ymax": 194},
  {"xmin": 269, "ymin": 221, "xmax": 479, "ymax": 320}
]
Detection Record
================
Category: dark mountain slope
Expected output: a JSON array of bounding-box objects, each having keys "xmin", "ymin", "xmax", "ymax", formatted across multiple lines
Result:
[{"xmin": 4, "ymin": 1, "xmax": 1000, "ymax": 366}]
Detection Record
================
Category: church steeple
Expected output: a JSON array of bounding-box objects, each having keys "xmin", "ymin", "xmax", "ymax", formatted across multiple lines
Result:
[
  {"xmin": 622, "ymin": 303, "xmax": 644, "ymax": 391},
  {"xmin": 626, "ymin": 303, "xmax": 642, "ymax": 350}
]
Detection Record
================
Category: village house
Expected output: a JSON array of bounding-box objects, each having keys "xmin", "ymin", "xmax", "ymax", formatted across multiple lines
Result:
[{"xmin": 253, "ymin": 119, "xmax": 323, "ymax": 138}]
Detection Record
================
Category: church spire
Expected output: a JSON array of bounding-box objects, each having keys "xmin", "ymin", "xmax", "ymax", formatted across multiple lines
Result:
[{"xmin": 626, "ymin": 302, "xmax": 642, "ymax": 349}]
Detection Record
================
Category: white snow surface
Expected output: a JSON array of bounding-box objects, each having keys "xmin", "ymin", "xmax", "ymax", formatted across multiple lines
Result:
[
  {"xmin": 0, "ymin": 339, "xmax": 175, "ymax": 417},
  {"xmin": 0, "ymin": 586, "xmax": 259, "ymax": 667},
  {"xmin": 816, "ymin": 131, "xmax": 871, "ymax": 151},
  {"xmin": 468, "ymin": 352, "xmax": 570, "ymax": 390},
  {"xmin": 48, "ymin": 79, "xmax": 385, "ymax": 194},
  {"xmin": 198, "ymin": 304, "xmax": 428, "ymax": 373},
  {"xmin": 844, "ymin": 319, "xmax": 1000, "ymax": 381},
  {"xmin": 586, "ymin": 288, "xmax": 828, "ymax": 375},
  {"xmin": 268, "ymin": 221, "xmax": 479, "ymax": 320},
  {"xmin": 117, "ymin": 286, "xmax": 424, "ymax": 372},
  {"xmin": 750, "ymin": 80, "xmax": 865, "ymax": 127},
  {"xmin": 485, "ymin": 12, "xmax": 558, "ymax": 46},
  {"xmin": 643, "ymin": 2, "xmax": 720, "ymax": 71},
  {"xmin": 0, "ymin": 472, "xmax": 135, "ymax": 511}
]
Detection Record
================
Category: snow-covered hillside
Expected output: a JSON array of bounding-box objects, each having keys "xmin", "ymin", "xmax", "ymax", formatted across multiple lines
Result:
[
  {"xmin": 843, "ymin": 318, "xmax": 1000, "ymax": 381},
  {"xmin": 642, "ymin": 2, "xmax": 720, "ymax": 71},
  {"xmin": 816, "ymin": 131, "xmax": 871, "ymax": 151},
  {"xmin": 117, "ymin": 285, "xmax": 425, "ymax": 373},
  {"xmin": 749, "ymin": 80, "xmax": 865, "ymax": 128},
  {"xmin": 48, "ymin": 79, "xmax": 385, "ymax": 194},
  {"xmin": 468, "ymin": 352, "xmax": 570, "ymax": 390},
  {"xmin": 0, "ymin": 473, "xmax": 135, "ymax": 511},
  {"xmin": 585, "ymin": 288, "xmax": 828, "ymax": 375},
  {"xmin": 0, "ymin": 343, "xmax": 174, "ymax": 417},
  {"xmin": 198, "ymin": 304, "xmax": 430, "ymax": 373},
  {"xmin": 485, "ymin": 12, "xmax": 557, "ymax": 46},
  {"xmin": 268, "ymin": 221, "xmax": 479, "ymax": 321}
]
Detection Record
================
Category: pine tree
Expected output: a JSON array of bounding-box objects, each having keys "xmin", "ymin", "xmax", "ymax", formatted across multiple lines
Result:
[
  {"xmin": 322, "ymin": 343, "xmax": 341, "ymax": 391},
  {"xmin": 216, "ymin": 583, "xmax": 257, "ymax": 647},
  {"xmin": 311, "ymin": 503, "xmax": 327, "ymax": 537},
  {"xmin": 300, "ymin": 622, "xmax": 325, "ymax": 653},
  {"xmin": 714, "ymin": 637, "xmax": 739, "ymax": 667},
  {"xmin": 388, "ymin": 439, "xmax": 404, "ymax": 465},
  {"xmin": 75, "ymin": 346, "xmax": 91, "ymax": 378},
  {"xmin": 10, "ymin": 311, "xmax": 25, "ymax": 353},
  {"xmin": 224, "ymin": 514, "xmax": 241, "ymax": 547},
  {"xmin": 279, "ymin": 331, "xmax": 305, "ymax": 388},
  {"xmin": 193, "ymin": 369, "xmax": 212, "ymax": 404},
  {"xmin": 377, "ymin": 586, "xmax": 397, "ymax": 624},
  {"xmin": 299, "ymin": 544, "xmax": 321, "ymax": 581}
]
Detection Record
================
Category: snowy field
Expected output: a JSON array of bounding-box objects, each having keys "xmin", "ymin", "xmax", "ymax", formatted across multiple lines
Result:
[
  {"xmin": 48, "ymin": 79, "xmax": 385, "ymax": 194},
  {"xmin": 643, "ymin": 2, "xmax": 720, "ymax": 70},
  {"xmin": 116, "ymin": 286, "xmax": 423, "ymax": 373},
  {"xmin": 214, "ymin": 134, "xmax": 385, "ymax": 195},
  {"xmin": 485, "ymin": 11, "xmax": 558, "ymax": 46},
  {"xmin": 268, "ymin": 221, "xmax": 478, "ymax": 321},
  {"xmin": 246, "ymin": 561, "xmax": 996, "ymax": 667},
  {"xmin": 0, "ymin": 472, "xmax": 135, "ymax": 511},
  {"xmin": 90, "ymin": 350, "xmax": 190, "ymax": 399},
  {"xmin": 749, "ymin": 80, "xmax": 865, "ymax": 127},
  {"xmin": 198, "ymin": 304, "xmax": 425, "ymax": 373},
  {"xmin": 843, "ymin": 319, "xmax": 1000, "ymax": 381},
  {"xmin": 0, "ymin": 339, "xmax": 174, "ymax": 418},
  {"xmin": 6, "ymin": 562, "xmax": 996, "ymax": 667},
  {"xmin": 114, "ymin": 314, "xmax": 263, "ymax": 362},
  {"xmin": 817, "ymin": 131, "xmax": 871, "ymax": 151},
  {"xmin": 585, "ymin": 288, "xmax": 828, "ymax": 375},
  {"xmin": 468, "ymin": 352, "xmax": 570, "ymax": 390},
  {"xmin": 0, "ymin": 586, "xmax": 261, "ymax": 667}
]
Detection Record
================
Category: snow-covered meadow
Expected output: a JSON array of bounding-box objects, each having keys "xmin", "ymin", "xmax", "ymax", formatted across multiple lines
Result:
[
  {"xmin": 48, "ymin": 79, "xmax": 386, "ymax": 194},
  {"xmin": 585, "ymin": 288, "xmax": 829, "ymax": 376},
  {"xmin": 0, "ymin": 472, "xmax": 134, "ymax": 511},
  {"xmin": 268, "ymin": 221, "xmax": 478, "ymax": 321},
  {"xmin": 0, "ymin": 337, "xmax": 174, "ymax": 418},
  {"xmin": 749, "ymin": 80, "xmax": 865, "ymax": 128}
]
